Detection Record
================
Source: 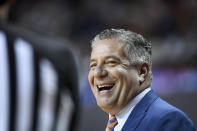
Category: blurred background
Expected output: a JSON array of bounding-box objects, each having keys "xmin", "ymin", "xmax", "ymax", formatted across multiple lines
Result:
[{"xmin": 1, "ymin": 0, "xmax": 197, "ymax": 130}]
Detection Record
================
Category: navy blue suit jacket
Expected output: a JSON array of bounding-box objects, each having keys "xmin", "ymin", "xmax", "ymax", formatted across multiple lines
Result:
[{"xmin": 122, "ymin": 90, "xmax": 196, "ymax": 131}]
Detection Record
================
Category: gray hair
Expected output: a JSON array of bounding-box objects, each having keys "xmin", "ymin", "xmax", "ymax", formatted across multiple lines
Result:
[{"xmin": 91, "ymin": 28, "xmax": 152, "ymax": 80}]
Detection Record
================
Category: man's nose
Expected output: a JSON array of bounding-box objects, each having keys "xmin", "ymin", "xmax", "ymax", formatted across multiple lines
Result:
[{"xmin": 94, "ymin": 66, "xmax": 107, "ymax": 78}]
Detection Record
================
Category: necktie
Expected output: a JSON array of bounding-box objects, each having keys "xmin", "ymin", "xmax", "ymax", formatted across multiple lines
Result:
[{"xmin": 106, "ymin": 115, "xmax": 118, "ymax": 131}]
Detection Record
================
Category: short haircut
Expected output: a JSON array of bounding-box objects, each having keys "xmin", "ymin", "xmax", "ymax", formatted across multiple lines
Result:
[{"xmin": 91, "ymin": 28, "xmax": 152, "ymax": 80}]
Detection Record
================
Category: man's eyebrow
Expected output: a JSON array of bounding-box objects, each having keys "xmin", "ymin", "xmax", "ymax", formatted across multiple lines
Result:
[
  {"xmin": 105, "ymin": 55, "xmax": 121, "ymax": 61},
  {"xmin": 89, "ymin": 59, "xmax": 96, "ymax": 63},
  {"xmin": 89, "ymin": 55, "xmax": 121, "ymax": 64}
]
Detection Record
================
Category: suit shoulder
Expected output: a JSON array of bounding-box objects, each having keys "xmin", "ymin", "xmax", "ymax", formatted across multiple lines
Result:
[
  {"xmin": 146, "ymin": 97, "xmax": 192, "ymax": 120},
  {"xmin": 141, "ymin": 97, "xmax": 196, "ymax": 131},
  {"xmin": 148, "ymin": 97, "xmax": 182, "ymax": 115}
]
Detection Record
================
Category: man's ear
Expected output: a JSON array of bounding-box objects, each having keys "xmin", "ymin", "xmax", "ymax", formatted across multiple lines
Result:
[{"xmin": 138, "ymin": 62, "xmax": 150, "ymax": 85}]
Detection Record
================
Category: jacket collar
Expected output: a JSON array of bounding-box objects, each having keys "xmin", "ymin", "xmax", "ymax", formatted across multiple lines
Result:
[{"xmin": 121, "ymin": 90, "xmax": 158, "ymax": 131}]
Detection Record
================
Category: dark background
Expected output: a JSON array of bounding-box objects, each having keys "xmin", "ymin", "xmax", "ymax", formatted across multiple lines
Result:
[{"xmin": 4, "ymin": 0, "xmax": 197, "ymax": 130}]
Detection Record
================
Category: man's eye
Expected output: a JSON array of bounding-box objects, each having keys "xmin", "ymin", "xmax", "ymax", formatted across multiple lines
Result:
[
  {"xmin": 90, "ymin": 63, "xmax": 97, "ymax": 68},
  {"xmin": 106, "ymin": 61, "xmax": 118, "ymax": 65}
]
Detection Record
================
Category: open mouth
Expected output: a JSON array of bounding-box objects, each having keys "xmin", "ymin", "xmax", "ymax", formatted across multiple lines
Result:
[{"xmin": 97, "ymin": 84, "xmax": 115, "ymax": 91}]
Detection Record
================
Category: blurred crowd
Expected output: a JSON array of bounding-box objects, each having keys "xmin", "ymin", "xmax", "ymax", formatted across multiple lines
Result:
[{"xmin": 5, "ymin": 0, "xmax": 197, "ymax": 68}]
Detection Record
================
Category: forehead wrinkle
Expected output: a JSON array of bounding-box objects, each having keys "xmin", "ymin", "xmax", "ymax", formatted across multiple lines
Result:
[{"xmin": 90, "ymin": 39, "xmax": 129, "ymax": 62}]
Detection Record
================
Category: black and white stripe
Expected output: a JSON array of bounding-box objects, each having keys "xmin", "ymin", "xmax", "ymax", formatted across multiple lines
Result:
[{"xmin": 0, "ymin": 24, "xmax": 78, "ymax": 131}]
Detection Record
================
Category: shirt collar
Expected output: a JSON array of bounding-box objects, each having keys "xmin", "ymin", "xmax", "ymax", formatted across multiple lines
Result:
[{"xmin": 112, "ymin": 88, "xmax": 151, "ymax": 131}]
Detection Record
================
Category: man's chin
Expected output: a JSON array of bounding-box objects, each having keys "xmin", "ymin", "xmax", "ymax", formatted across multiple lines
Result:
[{"xmin": 97, "ymin": 101, "xmax": 119, "ymax": 114}]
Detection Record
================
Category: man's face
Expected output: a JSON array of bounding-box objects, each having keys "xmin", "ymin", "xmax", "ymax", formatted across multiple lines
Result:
[{"xmin": 88, "ymin": 39, "xmax": 141, "ymax": 114}]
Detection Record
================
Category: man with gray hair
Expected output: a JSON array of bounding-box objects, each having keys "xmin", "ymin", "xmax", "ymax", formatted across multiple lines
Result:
[{"xmin": 88, "ymin": 29, "xmax": 196, "ymax": 131}]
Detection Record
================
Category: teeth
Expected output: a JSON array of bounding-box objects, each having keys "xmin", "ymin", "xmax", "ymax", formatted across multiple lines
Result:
[{"xmin": 97, "ymin": 84, "xmax": 114, "ymax": 88}]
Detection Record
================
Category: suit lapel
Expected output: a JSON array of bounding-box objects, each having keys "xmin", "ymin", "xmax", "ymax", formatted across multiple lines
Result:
[{"xmin": 121, "ymin": 90, "xmax": 158, "ymax": 131}]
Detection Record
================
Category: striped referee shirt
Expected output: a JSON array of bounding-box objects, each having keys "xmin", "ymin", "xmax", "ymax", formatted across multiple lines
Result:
[{"xmin": 0, "ymin": 23, "xmax": 79, "ymax": 131}]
